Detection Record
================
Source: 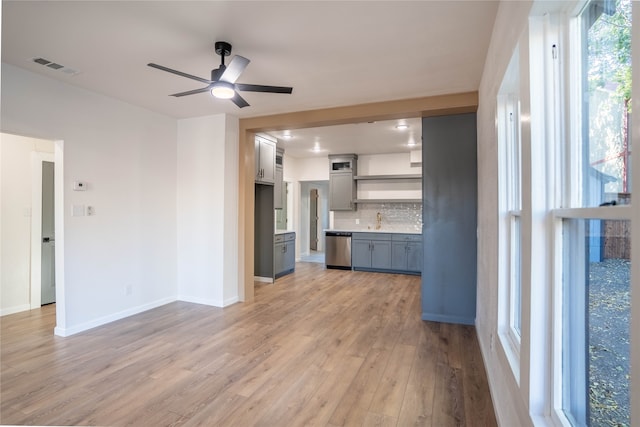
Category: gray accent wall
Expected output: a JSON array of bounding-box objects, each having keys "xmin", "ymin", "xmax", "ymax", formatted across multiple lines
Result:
[{"xmin": 422, "ymin": 113, "xmax": 477, "ymax": 325}]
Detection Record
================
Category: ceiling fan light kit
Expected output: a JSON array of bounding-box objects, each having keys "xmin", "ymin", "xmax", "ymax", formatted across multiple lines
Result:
[
  {"xmin": 211, "ymin": 81, "xmax": 235, "ymax": 99},
  {"xmin": 148, "ymin": 41, "xmax": 293, "ymax": 108}
]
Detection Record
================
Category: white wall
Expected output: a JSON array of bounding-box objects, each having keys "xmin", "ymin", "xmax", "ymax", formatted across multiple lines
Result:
[
  {"xmin": 0, "ymin": 134, "xmax": 54, "ymax": 315},
  {"xmin": 286, "ymin": 155, "xmax": 329, "ymax": 182},
  {"xmin": 1, "ymin": 63, "xmax": 178, "ymax": 335},
  {"xmin": 476, "ymin": 2, "xmax": 533, "ymax": 426},
  {"xmin": 176, "ymin": 114, "xmax": 239, "ymax": 306}
]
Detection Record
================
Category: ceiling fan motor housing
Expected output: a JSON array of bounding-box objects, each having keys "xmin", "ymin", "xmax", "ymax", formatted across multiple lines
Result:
[{"xmin": 214, "ymin": 41, "xmax": 232, "ymax": 58}]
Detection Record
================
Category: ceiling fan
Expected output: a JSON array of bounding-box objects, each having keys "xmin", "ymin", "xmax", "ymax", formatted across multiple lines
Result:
[{"xmin": 148, "ymin": 41, "xmax": 293, "ymax": 108}]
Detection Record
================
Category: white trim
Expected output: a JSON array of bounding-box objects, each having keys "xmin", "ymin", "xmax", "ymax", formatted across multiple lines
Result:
[
  {"xmin": 629, "ymin": 3, "xmax": 639, "ymax": 424},
  {"xmin": 254, "ymin": 276, "xmax": 273, "ymax": 283},
  {"xmin": 0, "ymin": 304, "xmax": 31, "ymax": 316},
  {"xmin": 177, "ymin": 295, "xmax": 238, "ymax": 308},
  {"xmin": 54, "ymin": 297, "xmax": 175, "ymax": 337},
  {"xmin": 53, "ymin": 140, "xmax": 66, "ymax": 333},
  {"xmin": 30, "ymin": 151, "xmax": 55, "ymax": 310},
  {"xmin": 553, "ymin": 205, "xmax": 632, "ymax": 220}
]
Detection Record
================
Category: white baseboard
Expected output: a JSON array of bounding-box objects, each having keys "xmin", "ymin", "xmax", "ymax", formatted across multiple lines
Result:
[
  {"xmin": 177, "ymin": 293, "xmax": 240, "ymax": 308},
  {"xmin": 54, "ymin": 297, "xmax": 176, "ymax": 337},
  {"xmin": 0, "ymin": 304, "xmax": 31, "ymax": 317},
  {"xmin": 254, "ymin": 276, "xmax": 273, "ymax": 283}
]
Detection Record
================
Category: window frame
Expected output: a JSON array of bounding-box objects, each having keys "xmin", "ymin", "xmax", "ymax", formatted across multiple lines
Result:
[
  {"xmin": 548, "ymin": 1, "xmax": 634, "ymax": 425},
  {"xmin": 497, "ymin": 56, "xmax": 524, "ymax": 381}
]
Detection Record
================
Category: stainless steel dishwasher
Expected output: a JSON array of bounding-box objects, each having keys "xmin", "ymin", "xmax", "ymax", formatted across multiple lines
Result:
[{"xmin": 325, "ymin": 231, "xmax": 352, "ymax": 269}]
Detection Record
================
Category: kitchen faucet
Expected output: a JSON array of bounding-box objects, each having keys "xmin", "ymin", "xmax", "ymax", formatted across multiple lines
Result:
[{"xmin": 375, "ymin": 212, "xmax": 382, "ymax": 230}]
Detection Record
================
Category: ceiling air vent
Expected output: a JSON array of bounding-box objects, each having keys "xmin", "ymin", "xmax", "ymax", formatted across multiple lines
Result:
[
  {"xmin": 29, "ymin": 57, "xmax": 80, "ymax": 76},
  {"xmin": 33, "ymin": 57, "xmax": 51, "ymax": 66}
]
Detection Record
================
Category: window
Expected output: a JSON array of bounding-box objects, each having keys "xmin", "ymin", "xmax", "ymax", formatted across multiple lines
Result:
[
  {"xmin": 555, "ymin": 1, "xmax": 632, "ymax": 425},
  {"xmin": 498, "ymin": 46, "xmax": 523, "ymax": 363}
]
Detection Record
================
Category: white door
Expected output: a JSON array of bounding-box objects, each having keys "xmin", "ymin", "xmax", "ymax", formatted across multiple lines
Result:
[{"xmin": 41, "ymin": 161, "xmax": 55, "ymax": 305}]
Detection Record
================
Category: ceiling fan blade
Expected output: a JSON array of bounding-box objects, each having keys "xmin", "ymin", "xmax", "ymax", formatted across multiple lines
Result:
[
  {"xmin": 169, "ymin": 86, "xmax": 212, "ymax": 97},
  {"xmin": 219, "ymin": 56, "xmax": 250, "ymax": 84},
  {"xmin": 231, "ymin": 92, "xmax": 250, "ymax": 108},
  {"xmin": 235, "ymin": 83, "xmax": 293, "ymax": 94},
  {"xmin": 148, "ymin": 63, "xmax": 212, "ymax": 85}
]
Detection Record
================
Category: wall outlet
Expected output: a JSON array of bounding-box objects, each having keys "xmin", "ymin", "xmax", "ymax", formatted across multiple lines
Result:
[
  {"xmin": 86, "ymin": 206, "xmax": 95, "ymax": 216},
  {"xmin": 355, "ymin": 219, "xmax": 360, "ymax": 224},
  {"xmin": 125, "ymin": 285, "xmax": 133, "ymax": 296}
]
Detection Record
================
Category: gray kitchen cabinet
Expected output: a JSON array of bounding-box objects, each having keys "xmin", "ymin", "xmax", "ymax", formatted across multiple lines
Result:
[
  {"xmin": 329, "ymin": 154, "xmax": 357, "ymax": 211},
  {"xmin": 255, "ymin": 185, "xmax": 274, "ymax": 280},
  {"xmin": 274, "ymin": 148, "xmax": 284, "ymax": 209},
  {"xmin": 352, "ymin": 233, "xmax": 392, "ymax": 270},
  {"xmin": 422, "ymin": 113, "xmax": 477, "ymax": 325},
  {"xmin": 274, "ymin": 232, "xmax": 295, "ymax": 278},
  {"xmin": 255, "ymin": 135, "xmax": 276, "ymax": 185},
  {"xmin": 391, "ymin": 234, "xmax": 422, "ymax": 273},
  {"xmin": 329, "ymin": 172, "xmax": 356, "ymax": 211}
]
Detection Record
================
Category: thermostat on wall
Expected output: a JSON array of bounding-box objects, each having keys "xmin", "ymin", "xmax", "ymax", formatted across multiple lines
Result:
[{"xmin": 73, "ymin": 181, "xmax": 87, "ymax": 191}]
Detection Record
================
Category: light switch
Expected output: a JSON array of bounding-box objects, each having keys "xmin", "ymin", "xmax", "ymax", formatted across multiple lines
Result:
[
  {"xmin": 73, "ymin": 181, "xmax": 87, "ymax": 191},
  {"xmin": 72, "ymin": 204, "xmax": 85, "ymax": 216}
]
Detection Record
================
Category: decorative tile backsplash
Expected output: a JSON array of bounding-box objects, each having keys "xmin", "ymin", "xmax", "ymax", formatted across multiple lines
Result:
[{"xmin": 333, "ymin": 203, "xmax": 422, "ymax": 232}]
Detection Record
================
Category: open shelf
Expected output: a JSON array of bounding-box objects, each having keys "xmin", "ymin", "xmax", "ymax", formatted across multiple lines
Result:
[
  {"xmin": 354, "ymin": 199, "xmax": 422, "ymax": 204},
  {"xmin": 354, "ymin": 174, "xmax": 422, "ymax": 181}
]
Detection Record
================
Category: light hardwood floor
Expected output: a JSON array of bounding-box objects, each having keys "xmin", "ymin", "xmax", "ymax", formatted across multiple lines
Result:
[{"xmin": 1, "ymin": 262, "xmax": 497, "ymax": 426}]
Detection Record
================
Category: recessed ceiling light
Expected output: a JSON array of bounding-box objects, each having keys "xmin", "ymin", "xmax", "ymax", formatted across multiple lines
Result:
[
  {"xmin": 282, "ymin": 134, "xmax": 293, "ymax": 139},
  {"xmin": 396, "ymin": 124, "xmax": 410, "ymax": 130}
]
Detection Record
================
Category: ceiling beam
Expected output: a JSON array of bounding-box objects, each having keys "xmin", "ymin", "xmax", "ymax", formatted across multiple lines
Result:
[{"xmin": 239, "ymin": 91, "xmax": 478, "ymax": 133}]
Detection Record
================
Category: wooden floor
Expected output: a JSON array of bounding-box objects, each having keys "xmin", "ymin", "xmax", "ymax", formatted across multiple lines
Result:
[{"xmin": 1, "ymin": 262, "xmax": 497, "ymax": 426}]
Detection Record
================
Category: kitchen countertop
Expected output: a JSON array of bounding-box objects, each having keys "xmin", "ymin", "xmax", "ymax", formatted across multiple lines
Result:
[
  {"xmin": 324, "ymin": 229, "xmax": 421, "ymax": 235},
  {"xmin": 275, "ymin": 230, "xmax": 295, "ymax": 235}
]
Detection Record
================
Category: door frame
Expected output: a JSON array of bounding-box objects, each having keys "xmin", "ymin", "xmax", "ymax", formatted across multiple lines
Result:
[
  {"xmin": 29, "ymin": 140, "xmax": 66, "ymax": 334},
  {"xmin": 310, "ymin": 188, "xmax": 319, "ymax": 251},
  {"xmin": 30, "ymin": 152, "xmax": 54, "ymax": 309}
]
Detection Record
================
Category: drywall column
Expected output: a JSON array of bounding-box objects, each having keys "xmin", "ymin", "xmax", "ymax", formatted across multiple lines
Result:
[
  {"xmin": 422, "ymin": 113, "xmax": 478, "ymax": 324},
  {"xmin": 177, "ymin": 114, "xmax": 239, "ymax": 306}
]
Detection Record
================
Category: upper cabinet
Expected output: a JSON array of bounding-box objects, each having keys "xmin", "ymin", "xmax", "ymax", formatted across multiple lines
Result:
[
  {"xmin": 255, "ymin": 135, "xmax": 276, "ymax": 185},
  {"xmin": 274, "ymin": 147, "xmax": 284, "ymax": 209},
  {"xmin": 328, "ymin": 154, "xmax": 357, "ymax": 211}
]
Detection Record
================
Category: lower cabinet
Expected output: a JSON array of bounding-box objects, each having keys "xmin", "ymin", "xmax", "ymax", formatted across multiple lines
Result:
[
  {"xmin": 352, "ymin": 233, "xmax": 392, "ymax": 270},
  {"xmin": 353, "ymin": 232, "xmax": 421, "ymax": 274},
  {"xmin": 275, "ymin": 232, "xmax": 295, "ymax": 278},
  {"xmin": 391, "ymin": 234, "xmax": 422, "ymax": 273}
]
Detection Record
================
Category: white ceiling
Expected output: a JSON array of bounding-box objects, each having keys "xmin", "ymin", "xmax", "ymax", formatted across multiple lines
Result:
[
  {"xmin": 269, "ymin": 117, "xmax": 423, "ymax": 158},
  {"xmin": 1, "ymin": 1, "xmax": 498, "ymax": 157}
]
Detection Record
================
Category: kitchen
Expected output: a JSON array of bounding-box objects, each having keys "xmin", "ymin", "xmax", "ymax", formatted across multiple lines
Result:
[
  {"xmin": 254, "ymin": 117, "xmax": 423, "ymax": 280},
  {"xmin": 253, "ymin": 112, "xmax": 477, "ymax": 325}
]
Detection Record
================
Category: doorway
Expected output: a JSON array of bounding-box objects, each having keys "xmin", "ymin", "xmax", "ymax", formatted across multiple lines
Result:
[
  {"xmin": 41, "ymin": 161, "xmax": 55, "ymax": 305},
  {"xmin": 0, "ymin": 132, "xmax": 65, "ymax": 332},
  {"xmin": 299, "ymin": 181, "xmax": 329, "ymax": 263},
  {"xmin": 310, "ymin": 189, "xmax": 319, "ymax": 251}
]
